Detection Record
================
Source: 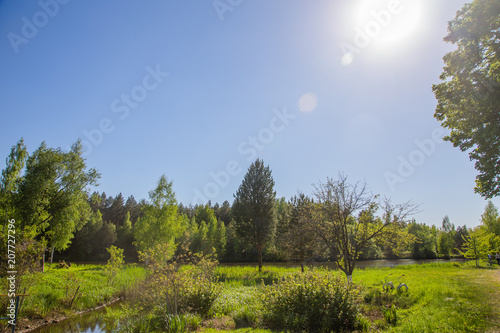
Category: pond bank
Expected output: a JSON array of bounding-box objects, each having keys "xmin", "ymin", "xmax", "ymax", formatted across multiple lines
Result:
[{"xmin": 16, "ymin": 297, "xmax": 121, "ymax": 333}]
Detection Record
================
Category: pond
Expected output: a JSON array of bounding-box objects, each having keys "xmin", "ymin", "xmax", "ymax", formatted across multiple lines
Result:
[
  {"xmin": 221, "ymin": 258, "xmax": 467, "ymax": 269},
  {"xmin": 28, "ymin": 259, "xmax": 465, "ymax": 333},
  {"xmin": 28, "ymin": 305, "xmax": 114, "ymax": 333}
]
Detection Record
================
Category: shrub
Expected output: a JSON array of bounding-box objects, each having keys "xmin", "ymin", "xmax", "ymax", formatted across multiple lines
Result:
[
  {"xmin": 140, "ymin": 244, "xmax": 221, "ymax": 317},
  {"xmin": 105, "ymin": 246, "xmax": 125, "ymax": 285},
  {"xmin": 263, "ymin": 272, "xmax": 361, "ymax": 332},
  {"xmin": 383, "ymin": 305, "xmax": 398, "ymax": 326}
]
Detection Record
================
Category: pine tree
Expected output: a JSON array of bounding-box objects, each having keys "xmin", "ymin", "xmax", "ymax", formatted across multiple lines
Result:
[{"xmin": 232, "ymin": 159, "xmax": 276, "ymax": 272}]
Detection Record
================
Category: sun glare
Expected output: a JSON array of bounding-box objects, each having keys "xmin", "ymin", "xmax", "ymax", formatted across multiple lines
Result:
[
  {"xmin": 339, "ymin": 0, "xmax": 424, "ymax": 64},
  {"xmin": 355, "ymin": 0, "xmax": 422, "ymax": 45}
]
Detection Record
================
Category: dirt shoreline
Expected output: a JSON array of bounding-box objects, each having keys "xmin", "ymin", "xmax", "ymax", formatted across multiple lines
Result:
[{"xmin": 13, "ymin": 297, "xmax": 122, "ymax": 333}]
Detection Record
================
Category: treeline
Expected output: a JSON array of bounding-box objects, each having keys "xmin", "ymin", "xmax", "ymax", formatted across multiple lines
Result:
[
  {"xmin": 54, "ymin": 192, "xmax": 474, "ymax": 264},
  {"xmin": 1, "ymin": 139, "xmax": 499, "ymax": 276}
]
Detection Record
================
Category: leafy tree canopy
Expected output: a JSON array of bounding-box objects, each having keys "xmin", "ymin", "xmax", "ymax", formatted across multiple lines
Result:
[{"xmin": 433, "ymin": 0, "xmax": 500, "ymax": 198}]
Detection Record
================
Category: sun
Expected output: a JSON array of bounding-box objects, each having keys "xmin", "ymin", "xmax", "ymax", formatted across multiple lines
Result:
[{"xmin": 353, "ymin": 0, "xmax": 423, "ymax": 46}]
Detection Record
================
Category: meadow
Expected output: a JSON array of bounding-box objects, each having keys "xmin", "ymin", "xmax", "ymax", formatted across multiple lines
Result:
[
  {"xmin": 204, "ymin": 262, "xmax": 500, "ymax": 332},
  {"xmin": 2, "ymin": 261, "xmax": 500, "ymax": 332},
  {"xmin": 0, "ymin": 263, "xmax": 147, "ymax": 331}
]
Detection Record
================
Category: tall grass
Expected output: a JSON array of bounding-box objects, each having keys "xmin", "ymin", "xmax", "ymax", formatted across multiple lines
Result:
[
  {"xmin": 2, "ymin": 263, "xmax": 147, "ymax": 318},
  {"xmin": 2, "ymin": 261, "xmax": 498, "ymax": 332},
  {"xmin": 353, "ymin": 260, "xmax": 498, "ymax": 332},
  {"xmin": 214, "ymin": 261, "xmax": 499, "ymax": 332},
  {"xmin": 215, "ymin": 265, "xmax": 316, "ymax": 286}
]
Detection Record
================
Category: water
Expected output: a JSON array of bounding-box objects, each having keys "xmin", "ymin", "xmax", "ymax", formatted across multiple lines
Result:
[
  {"xmin": 29, "ymin": 305, "xmax": 112, "ymax": 333},
  {"xmin": 221, "ymin": 258, "xmax": 467, "ymax": 269},
  {"xmin": 28, "ymin": 259, "xmax": 465, "ymax": 333}
]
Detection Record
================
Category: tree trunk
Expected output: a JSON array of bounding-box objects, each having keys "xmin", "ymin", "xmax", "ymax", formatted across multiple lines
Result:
[
  {"xmin": 300, "ymin": 253, "xmax": 304, "ymax": 273},
  {"xmin": 42, "ymin": 252, "xmax": 45, "ymax": 273},
  {"xmin": 50, "ymin": 245, "xmax": 55, "ymax": 264},
  {"xmin": 257, "ymin": 244, "xmax": 263, "ymax": 273}
]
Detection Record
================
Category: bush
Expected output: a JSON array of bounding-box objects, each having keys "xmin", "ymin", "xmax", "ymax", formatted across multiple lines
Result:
[
  {"xmin": 263, "ymin": 272, "xmax": 361, "ymax": 332},
  {"xmin": 140, "ymin": 244, "xmax": 221, "ymax": 317},
  {"xmin": 105, "ymin": 246, "xmax": 125, "ymax": 285}
]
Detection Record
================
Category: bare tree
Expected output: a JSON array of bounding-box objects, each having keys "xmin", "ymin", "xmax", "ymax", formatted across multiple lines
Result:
[{"xmin": 313, "ymin": 173, "xmax": 418, "ymax": 280}]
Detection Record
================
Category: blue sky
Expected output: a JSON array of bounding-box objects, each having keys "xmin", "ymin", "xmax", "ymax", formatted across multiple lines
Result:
[{"xmin": 0, "ymin": 0, "xmax": 497, "ymax": 228}]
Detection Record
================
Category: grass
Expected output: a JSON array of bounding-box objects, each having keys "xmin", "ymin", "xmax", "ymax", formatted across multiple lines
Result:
[
  {"xmin": 215, "ymin": 265, "xmax": 298, "ymax": 287},
  {"xmin": 353, "ymin": 261, "xmax": 500, "ymax": 332},
  {"xmin": 211, "ymin": 261, "xmax": 500, "ymax": 332},
  {"xmin": 3, "ymin": 261, "xmax": 500, "ymax": 332},
  {"xmin": 0, "ymin": 263, "xmax": 147, "ymax": 319}
]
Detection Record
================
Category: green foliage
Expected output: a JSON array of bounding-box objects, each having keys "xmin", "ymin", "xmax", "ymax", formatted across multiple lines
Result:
[
  {"xmin": 438, "ymin": 216, "xmax": 456, "ymax": 258},
  {"xmin": 482, "ymin": 201, "xmax": 500, "ymax": 235},
  {"xmin": 140, "ymin": 243, "xmax": 222, "ymax": 317},
  {"xmin": 188, "ymin": 205, "xmax": 227, "ymax": 257},
  {"xmin": 313, "ymin": 174, "xmax": 418, "ymax": 277},
  {"xmin": 0, "ymin": 138, "xmax": 28, "ymax": 220},
  {"xmin": 278, "ymin": 193, "xmax": 322, "ymax": 271},
  {"xmin": 383, "ymin": 305, "xmax": 398, "ymax": 326},
  {"xmin": 407, "ymin": 222, "xmax": 438, "ymax": 259},
  {"xmin": 232, "ymin": 159, "xmax": 277, "ymax": 272},
  {"xmin": 223, "ymin": 220, "xmax": 250, "ymax": 262},
  {"xmin": 263, "ymin": 271, "xmax": 361, "ymax": 332},
  {"xmin": 16, "ymin": 141, "xmax": 99, "ymax": 252},
  {"xmin": 0, "ymin": 139, "xmax": 99, "ymax": 267},
  {"xmin": 454, "ymin": 225, "xmax": 470, "ymax": 255},
  {"xmin": 460, "ymin": 226, "xmax": 492, "ymax": 266},
  {"xmin": 67, "ymin": 209, "xmax": 117, "ymax": 260},
  {"xmin": 212, "ymin": 286, "xmax": 262, "ymax": 324},
  {"xmin": 1, "ymin": 264, "xmax": 147, "ymax": 318},
  {"xmin": 105, "ymin": 246, "xmax": 125, "ymax": 284},
  {"xmin": 117, "ymin": 211, "xmax": 136, "ymax": 260},
  {"xmin": 433, "ymin": 0, "xmax": 500, "ymax": 198},
  {"xmin": 134, "ymin": 175, "xmax": 186, "ymax": 254}
]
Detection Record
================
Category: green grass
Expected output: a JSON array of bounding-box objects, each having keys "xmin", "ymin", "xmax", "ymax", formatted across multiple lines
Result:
[
  {"xmin": 4, "ymin": 261, "xmax": 500, "ymax": 332},
  {"xmin": 200, "ymin": 329, "xmax": 273, "ymax": 333},
  {"xmin": 0, "ymin": 263, "xmax": 147, "ymax": 319},
  {"xmin": 352, "ymin": 261, "xmax": 500, "ymax": 332},
  {"xmin": 215, "ymin": 265, "xmax": 298, "ymax": 287},
  {"xmin": 212, "ymin": 262, "xmax": 500, "ymax": 332}
]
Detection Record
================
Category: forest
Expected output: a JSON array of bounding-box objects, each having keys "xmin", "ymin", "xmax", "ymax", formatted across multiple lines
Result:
[
  {"xmin": 1, "ymin": 138, "xmax": 499, "ymax": 275},
  {"xmin": 2, "ymin": 138, "xmax": 500, "ymax": 332}
]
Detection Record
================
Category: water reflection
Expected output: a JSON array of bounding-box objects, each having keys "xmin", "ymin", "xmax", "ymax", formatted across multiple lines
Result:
[
  {"xmin": 221, "ymin": 258, "xmax": 467, "ymax": 270},
  {"xmin": 30, "ymin": 308, "xmax": 109, "ymax": 333}
]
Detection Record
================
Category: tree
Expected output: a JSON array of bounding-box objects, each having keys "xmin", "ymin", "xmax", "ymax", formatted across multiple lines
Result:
[
  {"xmin": 117, "ymin": 211, "xmax": 137, "ymax": 261},
  {"xmin": 481, "ymin": 201, "xmax": 500, "ymax": 235},
  {"xmin": 66, "ymin": 209, "xmax": 104, "ymax": 260},
  {"xmin": 454, "ymin": 225, "xmax": 470, "ymax": 254},
  {"xmin": 272, "ymin": 197, "xmax": 292, "ymax": 261},
  {"xmin": 407, "ymin": 222, "xmax": 438, "ymax": 259},
  {"xmin": 190, "ymin": 205, "xmax": 227, "ymax": 257},
  {"xmin": 214, "ymin": 200, "xmax": 232, "ymax": 226},
  {"xmin": 313, "ymin": 174, "xmax": 417, "ymax": 279},
  {"xmin": 460, "ymin": 226, "xmax": 490, "ymax": 267},
  {"xmin": 232, "ymin": 159, "xmax": 276, "ymax": 272},
  {"xmin": 438, "ymin": 216, "xmax": 455, "ymax": 258},
  {"xmin": 11, "ymin": 140, "xmax": 99, "ymax": 263},
  {"xmin": 108, "ymin": 193, "xmax": 126, "ymax": 227},
  {"xmin": 433, "ymin": 0, "xmax": 500, "ymax": 198},
  {"xmin": 133, "ymin": 175, "xmax": 186, "ymax": 258},
  {"xmin": 0, "ymin": 138, "xmax": 28, "ymax": 222},
  {"xmin": 125, "ymin": 195, "xmax": 142, "ymax": 225},
  {"xmin": 279, "ymin": 193, "xmax": 322, "ymax": 272}
]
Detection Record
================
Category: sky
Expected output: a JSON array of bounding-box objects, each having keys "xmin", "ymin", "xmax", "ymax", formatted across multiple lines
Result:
[{"xmin": 0, "ymin": 0, "xmax": 498, "ymax": 228}]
